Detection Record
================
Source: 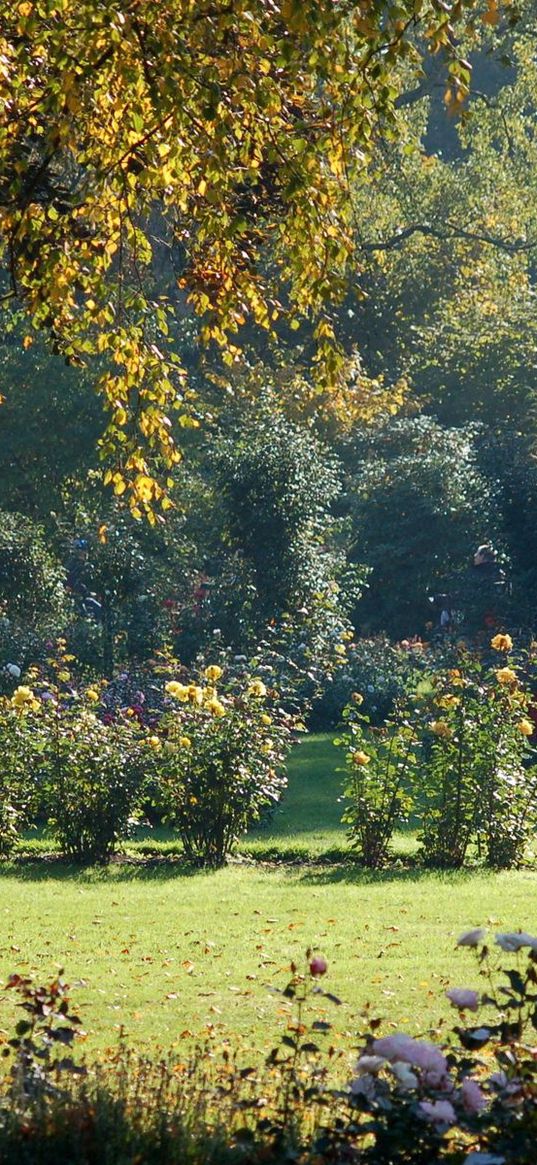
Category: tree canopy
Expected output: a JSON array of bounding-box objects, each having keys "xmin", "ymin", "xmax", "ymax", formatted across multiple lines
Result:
[{"xmin": 0, "ymin": 0, "xmax": 495, "ymax": 513}]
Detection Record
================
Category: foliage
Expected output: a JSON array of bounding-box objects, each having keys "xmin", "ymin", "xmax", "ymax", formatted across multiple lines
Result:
[
  {"xmin": 0, "ymin": 659, "xmax": 148, "ymax": 863},
  {"xmin": 311, "ymin": 635, "xmax": 428, "ymax": 729},
  {"xmin": 3, "ymin": 971, "xmax": 86, "ymax": 1105},
  {"xmin": 153, "ymin": 662, "xmax": 294, "ymax": 867},
  {"xmin": 61, "ymin": 503, "xmax": 194, "ymax": 673},
  {"xmin": 332, "ymin": 10, "xmax": 537, "ymax": 433},
  {"xmin": 0, "ymin": 329, "xmax": 103, "ymax": 520},
  {"xmin": 342, "ymin": 418, "xmax": 501, "ymax": 638},
  {"xmin": 0, "ymin": 698, "xmax": 40, "ymax": 855},
  {"xmin": 0, "ymin": 0, "xmax": 490, "ymax": 507},
  {"xmin": 213, "ymin": 406, "xmax": 343, "ymax": 627},
  {"xmin": 3, "ymin": 929, "xmax": 537, "ymax": 1163},
  {"xmin": 0, "ymin": 510, "xmax": 68, "ymax": 640},
  {"xmin": 478, "ymin": 429, "xmax": 537, "ymax": 634},
  {"xmin": 417, "ymin": 640, "xmax": 537, "ymax": 868},
  {"xmin": 337, "ymin": 695, "xmax": 419, "ymax": 868}
]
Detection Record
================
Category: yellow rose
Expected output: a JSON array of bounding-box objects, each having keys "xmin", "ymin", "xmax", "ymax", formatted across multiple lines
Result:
[
  {"xmin": 204, "ymin": 665, "xmax": 223, "ymax": 683},
  {"xmin": 248, "ymin": 679, "xmax": 266, "ymax": 698},
  {"xmin": 86, "ymin": 689, "xmax": 99, "ymax": 702},
  {"xmin": 491, "ymin": 633, "xmax": 513, "ymax": 652},
  {"xmin": 260, "ymin": 713, "xmax": 272, "ymax": 726},
  {"xmin": 352, "ymin": 750, "xmax": 371, "ymax": 766},
  {"xmin": 187, "ymin": 684, "xmax": 204, "ymax": 706},
  {"xmin": 11, "ymin": 685, "xmax": 37, "ymax": 710},
  {"xmin": 206, "ymin": 698, "xmax": 226, "ymax": 718},
  {"xmin": 179, "ymin": 736, "xmax": 192, "ymax": 748},
  {"xmin": 165, "ymin": 681, "xmax": 189, "ymax": 702},
  {"xmin": 431, "ymin": 720, "xmax": 453, "ymax": 739},
  {"xmin": 496, "ymin": 667, "xmax": 518, "ymax": 686},
  {"xmin": 518, "ymin": 719, "xmax": 533, "ymax": 736},
  {"xmin": 147, "ymin": 736, "xmax": 162, "ymax": 750}
]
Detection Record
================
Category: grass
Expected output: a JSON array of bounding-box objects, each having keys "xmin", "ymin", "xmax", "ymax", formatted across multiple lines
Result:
[
  {"xmin": 0, "ymin": 735, "xmax": 535, "ymax": 1064},
  {"xmin": 242, "ymin": 732, "xmax": 352, "ymax": 860}
]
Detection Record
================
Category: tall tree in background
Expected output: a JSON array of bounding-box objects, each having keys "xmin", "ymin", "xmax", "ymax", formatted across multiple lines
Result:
[{"xmin": 0, "ymin": 0, "xmax": 495, "ymax": 512}]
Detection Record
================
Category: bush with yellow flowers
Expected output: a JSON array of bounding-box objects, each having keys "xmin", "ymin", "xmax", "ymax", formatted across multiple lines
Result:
[
  {"xmin": 42, "ymin": 696, "xmax": 147, "ymax": 864},
  {"xmin": 151, "ymin": 664, "xmax": 295, "ymax": 867},
  {"xmin": 416, "ymin": 637, "xmax": 537, "ymax": 869},
  {"xmin": 0, "ymin": 659, "xmax": 148, "ymax": 863},
  {"xmin": 0, "ymin": 685, "xmax": 44, "ymax": 854},
  {"xmin": 336, "ymin": 693, "xmax": 420, "ymax": 868}
]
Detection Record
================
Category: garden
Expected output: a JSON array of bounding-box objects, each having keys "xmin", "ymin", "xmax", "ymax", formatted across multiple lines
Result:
[{"xmin": 1, "ymin": 0, "xmax": 537, "ymax": 1161}]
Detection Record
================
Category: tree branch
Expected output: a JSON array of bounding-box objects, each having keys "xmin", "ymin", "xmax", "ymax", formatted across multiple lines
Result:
[{"xmin": 359, "ymin": 221, "xmax": 537, "ymax": 255}]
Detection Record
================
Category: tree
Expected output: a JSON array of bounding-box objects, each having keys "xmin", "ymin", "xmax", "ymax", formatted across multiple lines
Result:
[
  {"xmin": 0, "ymin": 329, "xmax": 104, "ymax": 519},
  {"xmin": 0, "ymin": 510, "xmax": 70, "ymax": 681},
  {"xmin": 0, "ymin": 0, "xmax": 492, "ymax": 512},
  {"xmin": 343, "ymin": 417, "xmax": 500, "ymax": 637},
  {"xmin": 328, "ymin": 6, "xmax": 537, "ymax": 430}
]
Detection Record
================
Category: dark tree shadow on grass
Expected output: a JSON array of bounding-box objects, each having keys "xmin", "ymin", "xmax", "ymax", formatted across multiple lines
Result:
[
  {"xmin": 293, "ymin": 863, "xmax": 527, "ymax": 887},
  {"xmin": 0, "ymin": 855, "xmax": 213, "ymax": 884}
]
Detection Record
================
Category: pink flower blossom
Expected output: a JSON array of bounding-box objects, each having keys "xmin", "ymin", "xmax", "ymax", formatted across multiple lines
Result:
[
  {"xmin": 354, "ymin": 1055, "xmax": 385, "ymax": 1075},
  {"xmin": 457, "ymin": 928, "xmax": 486, "ymax": 947},
  {"xmin": 390, "ymin": 1061, "xmax": 418, "ymax": 1090},
  {"xmin": 495, "ymin": 931, "xmax": 537, "ymax": 953},
  {"xmin": 350, "ymin": 1074, "xmax": 377, "ymax": 1100},
  {"xmin": 418, "ymin": 1099, "xmax": 456, "ymax": 1126},
  {"xmin": 309, "ymin": 955, "xmax": 327, "ymax": 977},
  {"xmin": 460, "ymin": 1077, "xmax": 486, "ymax": 1114},
  {"xmin": 446, "ymin": 987, "xmax": 480, "ymax": 1012},
  {"xmin": 372, "ymin": 1034, "xmax": 448, "ymax": 1087}
]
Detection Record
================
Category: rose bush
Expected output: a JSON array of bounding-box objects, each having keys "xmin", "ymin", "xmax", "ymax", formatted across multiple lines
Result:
[
  {"xmin": 150, "ymin": 662, "xmax": 295, "ymax": 867},
  {"xmin": 337, "ymin": 693, "xmax": 420, "ymax": 868},
  {"xmin": 417, "ymin": 639, "xmax": 537, "ymax": 868}
]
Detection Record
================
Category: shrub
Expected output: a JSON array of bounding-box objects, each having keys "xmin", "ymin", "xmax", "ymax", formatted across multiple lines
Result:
[
  {"xmin": 43, "ymin": 704, "xmax": 146, "ymax": 864},
  {"xmin": 0, "ymin": 691, "xmax": 42, "ymax": 854},
  {"xmin": 337, "ymin": 694, "xmax": 419, "ymax": 868},
  {"xmin": 0, "ymin": 653, "xmax": 148, "ymax": 863},
  {"xmin": 314, "ymin": 635, "xmax": 428, "ymax": 730},
  {"xmin": 152, "ymin": 664, "xmax": 294, "ymax": 867},
  {"xmin": 0, "ymin": 511, "xmax": 68, "ymax": 635},
  {"xmin": 346, "ymin": 925, "xmax": 537, "ymax": 1165},
  {"xmin": 344, "ymin": 416, "xmax": 501, "ymax": 638},
  {"xmin": 417, "ymin": 639, "xmax": 537, "ymax": 868}
]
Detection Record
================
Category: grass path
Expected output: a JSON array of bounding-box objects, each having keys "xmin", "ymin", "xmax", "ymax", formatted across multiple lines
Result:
[{"xmin": 0, "ymin": 736, "xmax": 535, "ymax": 1061}]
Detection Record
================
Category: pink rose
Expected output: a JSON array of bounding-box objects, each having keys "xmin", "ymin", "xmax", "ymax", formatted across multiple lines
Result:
[
  {"xmin": 390, "ymin": 1061, "xmax": 418, "ymax": 1090},
  {"xmin": 372, "ymin": 1035, "xmax": 448, "ymax": 1087},
  {"xmin": 457, "ymin": 928, "xmax": 486, "ymax": 947},
  {"xmin": 309, "ymin": 956, "xmax": 327, "ymax": 977},
  {"xmin": 446, "ymin": 987, "xmax": 480, "ymax": 1012},
  {"xmin": 495, "ymin": 931, "xmax": 537, "ymax": 952},
  {"xmin": 418, "ymin": 1099, "xmax": 456, "ymax": 1126},
  {"xmin": 354, "ymin": 1055, "xmax": 385, "ymax": 1075},
  {"xmin": 460, "ymin": 1077, "xmax": 486, "ymax": 1114}
]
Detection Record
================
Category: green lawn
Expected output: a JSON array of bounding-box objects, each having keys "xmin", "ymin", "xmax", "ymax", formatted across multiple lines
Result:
[
  {"xmin": 242, "ymin": 732, "xmax": 352, "ymax": 859},
  {"xmin": 0, "ymin": 735, "xmax": 535, "ymax": 1064}
]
